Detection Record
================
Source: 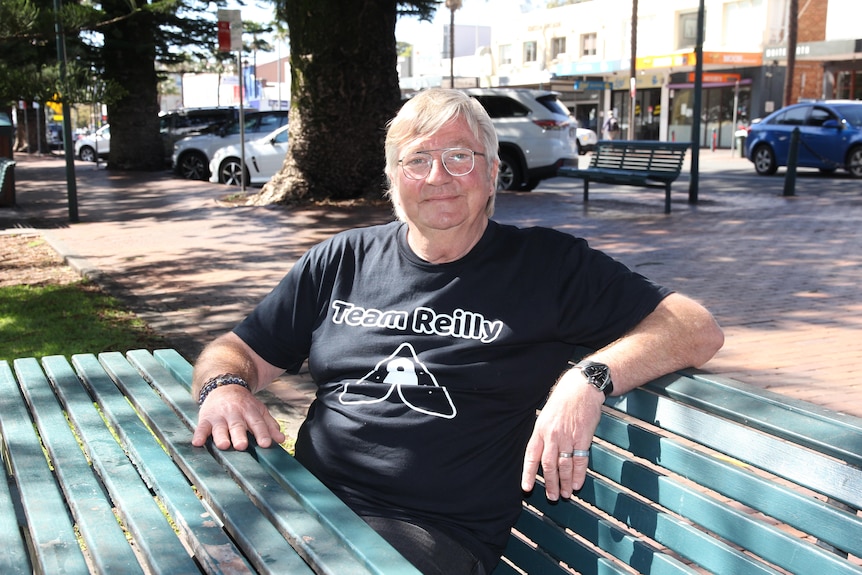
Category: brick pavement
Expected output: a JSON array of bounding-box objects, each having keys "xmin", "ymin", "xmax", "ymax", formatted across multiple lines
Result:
[{"xmin": 2, "ymin": 151, "xmax": 861, "ymax": 435}]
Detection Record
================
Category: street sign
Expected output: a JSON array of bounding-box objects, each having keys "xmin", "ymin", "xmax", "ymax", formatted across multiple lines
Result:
[
  {"xmin": 573, "ymin": 81, "xmax": 609, "ymax": 91},
  {"xmin": 217, "ymin": 9, "xmax": 242, "ymax": 53}
]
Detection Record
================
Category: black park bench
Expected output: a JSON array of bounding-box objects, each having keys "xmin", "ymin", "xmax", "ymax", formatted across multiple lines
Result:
[
  {"xmin": 3, "ymin": 349, "xmax": 861, "ymax": 574},
  {"xmin": 558, "ymin": 140, "xmax": 690, "ymax": 214}
]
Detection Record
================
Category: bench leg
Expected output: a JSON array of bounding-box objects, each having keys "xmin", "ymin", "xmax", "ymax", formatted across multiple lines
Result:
[
  {"xmin": 664, "ymin": 183, "xmax": 671, "ymax": 214},
  {"xmin": 583, "ymin": 180, "xmax": 590, "ymax": 203}
]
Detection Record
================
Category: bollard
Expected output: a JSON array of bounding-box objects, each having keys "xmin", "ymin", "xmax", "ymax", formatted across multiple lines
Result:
[
  {"xmin": 783, "ymin": 127, "xmax": 800, "ymax": 197},
  {"xmin": 711, "ymin": 129, "xmax": 717, "ymax": 152}
]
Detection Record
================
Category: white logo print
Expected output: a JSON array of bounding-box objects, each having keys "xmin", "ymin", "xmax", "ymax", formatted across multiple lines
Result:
[{"xmin": 339, "ymin": 342, "xmax": 457, "ymax": 419}]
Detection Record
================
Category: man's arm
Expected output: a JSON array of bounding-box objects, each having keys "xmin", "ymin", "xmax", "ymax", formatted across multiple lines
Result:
[
  {"xmin": 191, "ymin": 332, "xmax": 287, "ymax": 450},
  {"xmin": 521, "ymin": 293, "xmax": 724, "ymax": 500}
]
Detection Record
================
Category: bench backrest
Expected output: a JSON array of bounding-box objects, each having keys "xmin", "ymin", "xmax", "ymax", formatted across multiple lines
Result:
[
  {"xmin": 495, "ymin": 363, "xmax": 862, "ymax": 575},
  {"xmin": 590, "ymin": 140, "xmax": 689, "ymax": 175}
]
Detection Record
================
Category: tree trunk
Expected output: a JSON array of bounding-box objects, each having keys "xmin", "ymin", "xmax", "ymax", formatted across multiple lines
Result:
[
  {"xmin": 101, "ymin": 0, "xmax": 164, "ymax": 171},
  {"xmin": 249, "ymin": 0, "xmax": 402, "ymax": 205}
]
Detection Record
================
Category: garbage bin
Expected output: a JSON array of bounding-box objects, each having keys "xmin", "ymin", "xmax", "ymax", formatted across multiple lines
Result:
[{"xmin": 0, "ymin": 112, "xmax": 13, "ymax": 159}]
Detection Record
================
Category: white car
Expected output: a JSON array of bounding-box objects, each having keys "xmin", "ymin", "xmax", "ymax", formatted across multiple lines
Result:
[
  {"xmin": 462, "ymin": 88, "xmax": 580, "ymax": 191},
  {"xmin": 576, "ymin": 127, "xmax": 598, "ymax": 154},
  {"xmin": 172, "ymin": 110, "xmax": 289, "ymax": 180},
  {"xmin": 209, "ymin": 124, "xmax": 290, "ymax": 186},
  {"xmin": 75, "ymin": 125, "xmax": 110, "ymax": 162}
]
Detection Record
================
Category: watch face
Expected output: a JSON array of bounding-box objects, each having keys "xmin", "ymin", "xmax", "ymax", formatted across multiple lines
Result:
[{"xmin": 581, "ymin": 362, "xmax": 611, "ymax": 391}]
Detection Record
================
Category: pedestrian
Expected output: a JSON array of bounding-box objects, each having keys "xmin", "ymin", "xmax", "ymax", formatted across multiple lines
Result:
[
  {"xmin": 191, "ymin": 88, "xmax": 723, "ymax": 575},
  {"xmin": 603, "ymin": 110, "xmax": 621, "ymax": 140}
]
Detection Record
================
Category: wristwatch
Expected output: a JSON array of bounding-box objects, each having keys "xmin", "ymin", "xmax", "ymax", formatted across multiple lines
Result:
[{"xmin": 573, "ymin": 360, "xmax": 614, "ymax": 397}]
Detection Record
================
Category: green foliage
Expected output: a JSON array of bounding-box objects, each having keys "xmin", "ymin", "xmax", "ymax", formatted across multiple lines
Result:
[{"xmin": 0, "ymin": 282, "xmax": 166, "ymax": 361}]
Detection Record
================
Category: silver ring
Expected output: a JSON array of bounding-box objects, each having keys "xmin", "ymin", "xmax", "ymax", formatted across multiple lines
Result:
[
  {"xmin": 558, "ymin": 451, "xmax": 574, "ymax": 458},
  {"xmin": 571, "ymin": 449, "xmax": 591, "ymax": 458}
]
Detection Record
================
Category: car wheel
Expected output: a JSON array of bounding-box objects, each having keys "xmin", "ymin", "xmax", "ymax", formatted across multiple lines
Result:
[
  {"xmin": 497, "ymin": 150, "xmax": 524, "ymax": 191},
  {"xmin": 79, "ymin": 146, "xmax": 96, "ymax": 162},
  {"xmin": 177, "ymin": 151, "xmax": 209, "ymax": 180},
  {"xmin": 752, "ymin": 144, "xmax": 778, "ymax": 175},
  {"xmin": 218, "ymin": 157, "xmax": 249, "ymax": 186},
  {"xmin": 846, "ymin": 146, "xmax": 862, "ymax": 178}
]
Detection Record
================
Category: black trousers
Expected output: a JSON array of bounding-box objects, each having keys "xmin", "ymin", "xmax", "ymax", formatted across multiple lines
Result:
[{"xmin": 361, "ymin": 516, "xmax": 487, "ymax": 575}]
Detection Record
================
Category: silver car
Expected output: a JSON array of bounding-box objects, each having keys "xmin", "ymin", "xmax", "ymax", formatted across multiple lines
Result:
[{"xmin": 209, "ymin": 124, "xmax": 290, "ymax": 186}]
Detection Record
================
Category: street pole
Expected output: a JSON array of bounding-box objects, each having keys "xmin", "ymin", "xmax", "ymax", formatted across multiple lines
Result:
[
  {"xmin": 688, "ymin": 0, "xmax": 705, "ymax": 205},
  {"xmin": 53, "ymin": 0, "xmax": 78, "ymax": 222}
]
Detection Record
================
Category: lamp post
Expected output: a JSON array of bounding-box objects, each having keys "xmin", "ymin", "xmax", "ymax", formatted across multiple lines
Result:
[{"xmin": 446, "ymin": 0, "xmax": 462, "ymax": 89}]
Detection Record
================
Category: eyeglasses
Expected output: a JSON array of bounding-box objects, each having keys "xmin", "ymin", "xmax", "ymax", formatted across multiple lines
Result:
[{"xmin": 398, "ymin": 147, "xmax": 486, "ymax": 180}]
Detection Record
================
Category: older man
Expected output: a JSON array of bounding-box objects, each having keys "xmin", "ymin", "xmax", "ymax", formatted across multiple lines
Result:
[{"xmin": 191, "ymin": 88, "xmax": 723, "ymax": 575}]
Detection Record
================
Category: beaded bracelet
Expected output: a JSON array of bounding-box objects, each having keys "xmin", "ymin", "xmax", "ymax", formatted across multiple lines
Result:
[{"xmin": 198, "ymin": 373, "xmax": 250, "ymax": 406}]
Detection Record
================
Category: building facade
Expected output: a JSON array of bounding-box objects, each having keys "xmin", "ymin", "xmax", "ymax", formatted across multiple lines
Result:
[{"xmin": 399, "ymin": 0, "xmax": 862, "ymax": 148}]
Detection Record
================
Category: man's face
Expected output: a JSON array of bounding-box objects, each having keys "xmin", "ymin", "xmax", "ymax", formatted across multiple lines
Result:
[{"xmin": 392, "ymin": 117, "xmax": 497, "ymax": 237}]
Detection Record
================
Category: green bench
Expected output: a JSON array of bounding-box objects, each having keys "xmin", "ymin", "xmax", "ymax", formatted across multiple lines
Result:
[
  {"xmin": 558, "ymin": 140, "xmax": 689, "ymax": 213},
  {"xmin": 0, "ymin": 157, "xmax": 15, "ymax": 207},
  {"xmin": 0, "ymin": 349, "xmax": 420, "ymax": 574},
  {"xmin": 4, "ymin": 349, "xmax": 861, "ymax": 574},
  {"xmin": 495, "ymin": 351, "xmax": 862, "ymax": 575}
]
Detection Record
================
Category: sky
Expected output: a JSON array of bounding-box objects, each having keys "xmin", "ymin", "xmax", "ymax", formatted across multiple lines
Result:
[{"xmin": 226, "ymin": 0, "xmax": 536, "ymax": 64}]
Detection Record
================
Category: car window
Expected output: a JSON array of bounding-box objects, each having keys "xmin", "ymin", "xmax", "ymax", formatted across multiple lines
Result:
[
  {"xmin": 535, "ymin": 94, "xmax": 570, "ymax": 117},
  {"xmin": 273, "ymin": 128, "xmax": 289, "ymax": 144},
  {"xmin": 773, "ymin": 105, "xmax": 809, "ymax": 126},
  {"xmin": 259, "ymin": 113, "xmax": 287, "ymax": 131},
  {"xmin": 806, "ymin": 107, "xmax": 835, "ymax": 127},
  {"xmin": 833, "ymin": 103, "xmax": 862, "ymax": 128},
  {"xmin": 472, "ymin": 96, "xmax": 531, "ymax": 118}
]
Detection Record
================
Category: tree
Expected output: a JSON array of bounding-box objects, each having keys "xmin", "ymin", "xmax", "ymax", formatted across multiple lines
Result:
[
  {"xmin": 446, "ymin": 0, "xmax": 462, "ymax": 88},
  {"xmin": 250, "ymin": 0, "xmax": 439, "ymax": 205}
]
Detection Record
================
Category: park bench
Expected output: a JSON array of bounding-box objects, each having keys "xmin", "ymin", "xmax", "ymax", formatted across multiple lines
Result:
[
  {"xmin": 0, "ymin": 349, "xmax": 420, "ymax": 574},
  {"xmin": 495, "ymin": 349, "xmax": 862, "ymax": 575},
  {"xmin": 0, "ymin": 157, "xmax": 15, "ymax": 207},
  {"xmin": 3, "ymin": 348, "xmax": 861, "ymax": 574},
  {"xmin": 558, "ymin": 140, "xmax": 689, "ymax": 214}
]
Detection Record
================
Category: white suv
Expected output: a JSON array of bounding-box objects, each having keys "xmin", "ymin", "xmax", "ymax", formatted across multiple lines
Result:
[{"xmin": 463, "ymin": 88, "xmax": 579, "ymax": 191}]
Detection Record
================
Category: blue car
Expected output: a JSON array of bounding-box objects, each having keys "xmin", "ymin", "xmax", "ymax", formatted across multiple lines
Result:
[{"xmin": 745, "ymin": 100, "xmax": 862, "ymax": 178}]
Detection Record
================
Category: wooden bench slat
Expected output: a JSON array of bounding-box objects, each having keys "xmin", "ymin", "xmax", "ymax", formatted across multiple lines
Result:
[
  {"xmin": 597, "ymin": 409, "xmax": 862, "ymax": 559},
  {"xmin": 0, "ymin": 363, "xmax": 43, "ymax": 575},
  {"xmin": 609, "ymin": 386, "xmax": 862, "ymax": 511},
  {"xmin": 132, "ymin": 349, "xmax": 424, "ymax": 575},
  {"xmin": 0, "ymin": 360, "xmax": 89, "ymax": 574},
  {"xmin": 518, "ymin": 490, "xmax": 701, "ymax": 575},
  {"xmin": 44, "ymin": 354, "xmax": 234, "ymax": 574},
  {"xmin": 89, "ymin": 352, "xmax": 317, "ymax": 575},
  {"xmin": 586, "ymin": 438, "xmax": 860, "ymax": 575},
  {"xmin": 18, "ymin": 357, "xmax": 148, "ymax": 574},
  {"xmin": 650, "ymin": 372, "xmax": 862, "ymax": 469}
]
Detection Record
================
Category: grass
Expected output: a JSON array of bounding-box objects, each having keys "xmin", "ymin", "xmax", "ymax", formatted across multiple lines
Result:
[{"xmin": 0, "ymin": 281, "xmax": 166, "ymax": 362}]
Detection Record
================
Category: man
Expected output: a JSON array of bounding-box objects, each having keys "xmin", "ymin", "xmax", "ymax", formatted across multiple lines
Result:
[
  {"xmin": 192, "ymin": 89, "xmax": 723, "ymax": 575},
  {"xmin": 603, "ymin": 110, "xmax": 620, "ymax": 140}
]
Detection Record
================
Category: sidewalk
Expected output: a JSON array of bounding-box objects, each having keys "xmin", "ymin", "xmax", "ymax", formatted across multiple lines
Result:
[{"xmin": 2, "ymin": 150, "xmax": 861, "ymax": 436}]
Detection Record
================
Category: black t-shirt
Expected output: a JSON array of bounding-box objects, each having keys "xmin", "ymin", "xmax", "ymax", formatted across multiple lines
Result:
[{"xmin": 234, "ymin": 220, "xmax": 670, "ymax": 571}]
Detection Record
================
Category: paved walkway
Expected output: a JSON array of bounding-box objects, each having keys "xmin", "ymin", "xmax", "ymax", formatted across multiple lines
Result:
[{"xmin": 2, "ymin": 150, "xmax": 861, "ymax": 436}]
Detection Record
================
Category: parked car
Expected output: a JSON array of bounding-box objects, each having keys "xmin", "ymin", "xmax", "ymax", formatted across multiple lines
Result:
[
  {"xmin": 173, "ymin": 110, "xmax": 289, "ymax": 180},
  {"xmin": 576, "ymin": 126, "xmax": 598, "ymax": 154},
  {"xmin": 462, "ymin": 88, "xmax": 579, "ymax": 191},
  {"xmin": 209, "ymin": 124, "xmax": 290, "ymax": 186},
  {"xmin": 75, "ymin": 124, "xmax": 110, "ymax": 162},
  {"xmin": 745, "ymin": 100, "xmax": 862, "ymax": 177},
  {"xmin": 159, "ymin": 107, "xmax": 240, "ymax": 162}
]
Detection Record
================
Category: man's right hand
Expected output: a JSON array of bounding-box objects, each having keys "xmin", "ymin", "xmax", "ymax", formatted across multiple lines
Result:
[{"xmin": 192, "ymin": 383, "xmax": 286, "ymax": 450}]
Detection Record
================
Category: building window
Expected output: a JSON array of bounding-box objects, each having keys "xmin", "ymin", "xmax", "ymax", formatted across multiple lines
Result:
[
  {"xmin": 581, "ymin": 33, "xmax": 597, "ymax": 57},
  {"xmin": 678, "ymin": 11, "xmax": 705, "ymax": 49},
  {"xmin": 499, "ymin": 44, "xmax": 512, "ymax": 66},
  {"xmin": 524, "ymin": 41, "xmax": 537, "ymax": 63},
  {"xmin": 551, "ymin": 37, "xmax": 566, "ymax": 59}
]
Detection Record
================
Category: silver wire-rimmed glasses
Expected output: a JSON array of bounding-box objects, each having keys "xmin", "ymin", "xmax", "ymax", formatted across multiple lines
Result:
[{"xmin": 398, "ymin": 147, "xmax": 486, "ymax": 180}]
